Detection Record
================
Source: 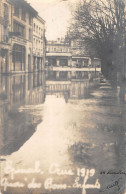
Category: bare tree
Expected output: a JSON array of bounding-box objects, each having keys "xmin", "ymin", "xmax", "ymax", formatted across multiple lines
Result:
[{"xmin": 68, "ymin": 0, "xmax": 125, "ymax": 81}]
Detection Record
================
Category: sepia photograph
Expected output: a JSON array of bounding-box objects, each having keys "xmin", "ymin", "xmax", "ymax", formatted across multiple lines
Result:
[{"xmin": 0, "ymin": 0, "xmax": 126, "ymax": 193}]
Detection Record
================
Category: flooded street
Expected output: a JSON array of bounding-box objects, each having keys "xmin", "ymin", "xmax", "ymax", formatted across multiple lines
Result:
[{"xmin": 0, "ymin": 71, "xmax": 126, "ymax": 194}]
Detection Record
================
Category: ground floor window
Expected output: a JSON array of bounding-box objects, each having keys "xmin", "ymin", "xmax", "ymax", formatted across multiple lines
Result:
[
  {"xmin": 60, "ymin": 59, "xmax": 68, "ymax": 66},
  {"xmin": 12, "ymin": 44, "xmax": 26, "ymax": 71}
]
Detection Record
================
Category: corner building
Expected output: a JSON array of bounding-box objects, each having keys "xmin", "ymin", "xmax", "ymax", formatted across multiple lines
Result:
[{"xmin": 10, "ymin": 0, "xmax": 37, "ymax": 73}]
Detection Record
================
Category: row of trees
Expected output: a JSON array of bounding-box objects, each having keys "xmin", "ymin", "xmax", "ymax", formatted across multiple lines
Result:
[{"xmin": 68, "ymin": 0, "xmax": 126, "ymax": 84}]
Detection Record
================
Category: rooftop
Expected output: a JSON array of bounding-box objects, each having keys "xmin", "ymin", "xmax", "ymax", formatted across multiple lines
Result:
[{"xmin": 10, "ymin": 0, "xmax": 38, "ymax": 16}]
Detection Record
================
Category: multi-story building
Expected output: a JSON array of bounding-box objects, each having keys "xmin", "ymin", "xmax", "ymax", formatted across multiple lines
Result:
[
  {"xmin": 0, "ymin": 0, "xmax": 46, "ymax": 74},
  {"xmin": 46, "ymin": 38, "xmax": 72, "ymax": 67},
  {"xmin": 0, "ymin": 0, "xmax": 13, "ymax": 73},
  {"xmin": 10, "ymin": 0, "xmax": 38, "ymax": 73},
  {"xmin": 46, "ymin": 37, "xmax": 101, "ymax": 69},
  {"xmin": 33, "ymin": 15, "xmax": 46, "ymax": 72}
]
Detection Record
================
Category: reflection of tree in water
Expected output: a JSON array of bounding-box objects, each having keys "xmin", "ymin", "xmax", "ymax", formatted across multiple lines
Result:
[{"xmin": 68, "ymin": 141, "xmax": 95, "ymax": 167}]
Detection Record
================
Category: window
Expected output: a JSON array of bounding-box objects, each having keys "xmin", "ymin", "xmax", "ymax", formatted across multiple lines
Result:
[
  {"xmin": 36, "ymin": 26, "xmax": 38, "ymax": 33},
  {"xmin": 4, "ymin": 4, "xmax": 9, "ymax": 21},
  {"xmin": 21, "ymin": 9, "xmax": 26, "ymax": 21},
  {"xmin": 14, "ymin": 6, "xmax": 19, "ymax": 17},
  {"xmin": 34, "ymin": 23, "xmax": 35, "ymax": 31},
  {"xmin": 29, "ymin": 29, "xmax": 32, "ymax": 41},
  {"xmin": 41, "ymin": 42, "xmax": 43, "ymax": 50},
  {"xmin": 33, "ymin": 38, "xmax": 35, "ymax": 48},
  {"xmin": 29, "ymin": 15, "xmax": 32, "ymax": 25},
  {"xmin": 41, "ymin": 31, "xmax": 43, "ymax": 37},
  {"xmin": 12, "ymin": 44, "xmax": 26, "ymax": 70},
  {"xmin": 13, "ymin": 21, "xmax": 25, "ymax": 38},
  {"xmin": 54, "ymin": 48, "xmax": 56, "ymax": 52}
]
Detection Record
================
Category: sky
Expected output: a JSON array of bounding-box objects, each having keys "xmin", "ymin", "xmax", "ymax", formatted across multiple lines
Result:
[{"xmin": 27, "ymin": 0, "xmax": 78, "ymax": 40}]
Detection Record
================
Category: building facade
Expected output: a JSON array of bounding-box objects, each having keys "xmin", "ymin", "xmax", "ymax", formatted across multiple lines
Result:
[
  {"xmin": 0, "ymin": 0, "xmax": 46, "ymax": 74},
  {"xmin": 46, "ymin": 38, "xmax": 72, "ymax": 67},
  {"xmin": 46, "ymin": 38, "xmax": 101, "ymax": 68},
  {"xmin": 0, "ymin": 0, "xmax": 13, "ymax": 73},
  {"xmin": 10, "ymin": 0, "xmax": 37, "ymax": 73},
  {"xmin": 70, "ymin": 39, "xmax": 101, "ymax": 68},
  {"xmin": 33, "ymin": 15, "xmax": 45, "ymax": 72}
]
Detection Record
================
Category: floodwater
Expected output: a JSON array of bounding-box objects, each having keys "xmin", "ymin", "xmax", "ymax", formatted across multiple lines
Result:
[{"xmin": 0, "ymin": 71, "xmax": 126, "ymax": 194}]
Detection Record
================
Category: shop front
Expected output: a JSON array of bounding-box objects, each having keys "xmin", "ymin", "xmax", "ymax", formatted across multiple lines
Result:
[{"xmin": 12, "ymin": 44, "xmax": 26, "ymax": 72}]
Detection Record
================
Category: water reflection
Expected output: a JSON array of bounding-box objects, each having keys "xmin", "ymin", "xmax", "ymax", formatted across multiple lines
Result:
[
  {"xmin": 0, "ymin": 72, "xmax": 45, "ymax": 155},
  {"xmin": 0, "ymin": 71, "xmax": 126, "ymax": 194},
  {"xmin": 46, "ymin": 71, "xmax": 100, "ymax": 101}
]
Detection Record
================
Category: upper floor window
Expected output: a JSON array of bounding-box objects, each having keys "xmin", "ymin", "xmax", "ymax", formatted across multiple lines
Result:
[
  {"xmin": 29, "ymin": 15, "xmax": 32, "ymax": 25},
  {"xmin": 34, "ymin": 23, "xmax": 35, "ymax": 31},
  {"xmin": 41, "ymin": 30, "xmax": 43, "ymax": 37},
  {"xmin": 4, "ymin": 3, "xmax": 9, "ymax": 20},
  {"xmin": 29, "ymin": 29, "xmax": 32, "ymax": 41},
  {"xmin": 21, "ymin": 9, "xmax": 26, "ymax": 21},
  {"xmin": 13, "ymin": 21, "xmax": 25, "ymax": 38},
  {"xmin": 36, "ymin": 26, "xmax": 38, "ymax": 33},
  {"xmin": 33, "ymin": 38, "xmax": 35, "ymax": 47},
  {"xmin": 14, "ymin": 6, "xmax": 19, "ymax": 17}
]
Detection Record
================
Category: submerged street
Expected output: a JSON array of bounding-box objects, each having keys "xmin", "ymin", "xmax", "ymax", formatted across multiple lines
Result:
[{"xmin": 0, "ymin": 71, "xmax": 126, "ymax": 194}]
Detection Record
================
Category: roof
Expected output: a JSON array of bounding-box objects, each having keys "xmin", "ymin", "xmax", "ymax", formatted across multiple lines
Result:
[
  {"xmin": 10, "ymin": 0, "xmax": 38, "ymax": 16},
  {"xmin": 6, "ymin": 0, "xmax": 14, "ymax": 5},
  {"xmin": 37, "ymin": 15, "xmax": 45, "ymax": 24}
]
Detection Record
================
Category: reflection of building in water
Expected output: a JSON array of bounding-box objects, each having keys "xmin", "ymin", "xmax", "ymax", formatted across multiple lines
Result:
[
  {"xmin": 70, "ymin": 80, "xmax": 89, "ymax": 99},
  {"xmin": 0, "ymin": 73, "xmax": 45, "ymax": 155},
  {"xmin": 0, "ymin": 75, "xmax": 9, "ymax": 102},
  {"xmin": 46, "ymin": 71, "xmax": 100, "ymax": 100},
  {"xmin": 26, "ymin": 72, "xmax": 45, "ymax": 105}
]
